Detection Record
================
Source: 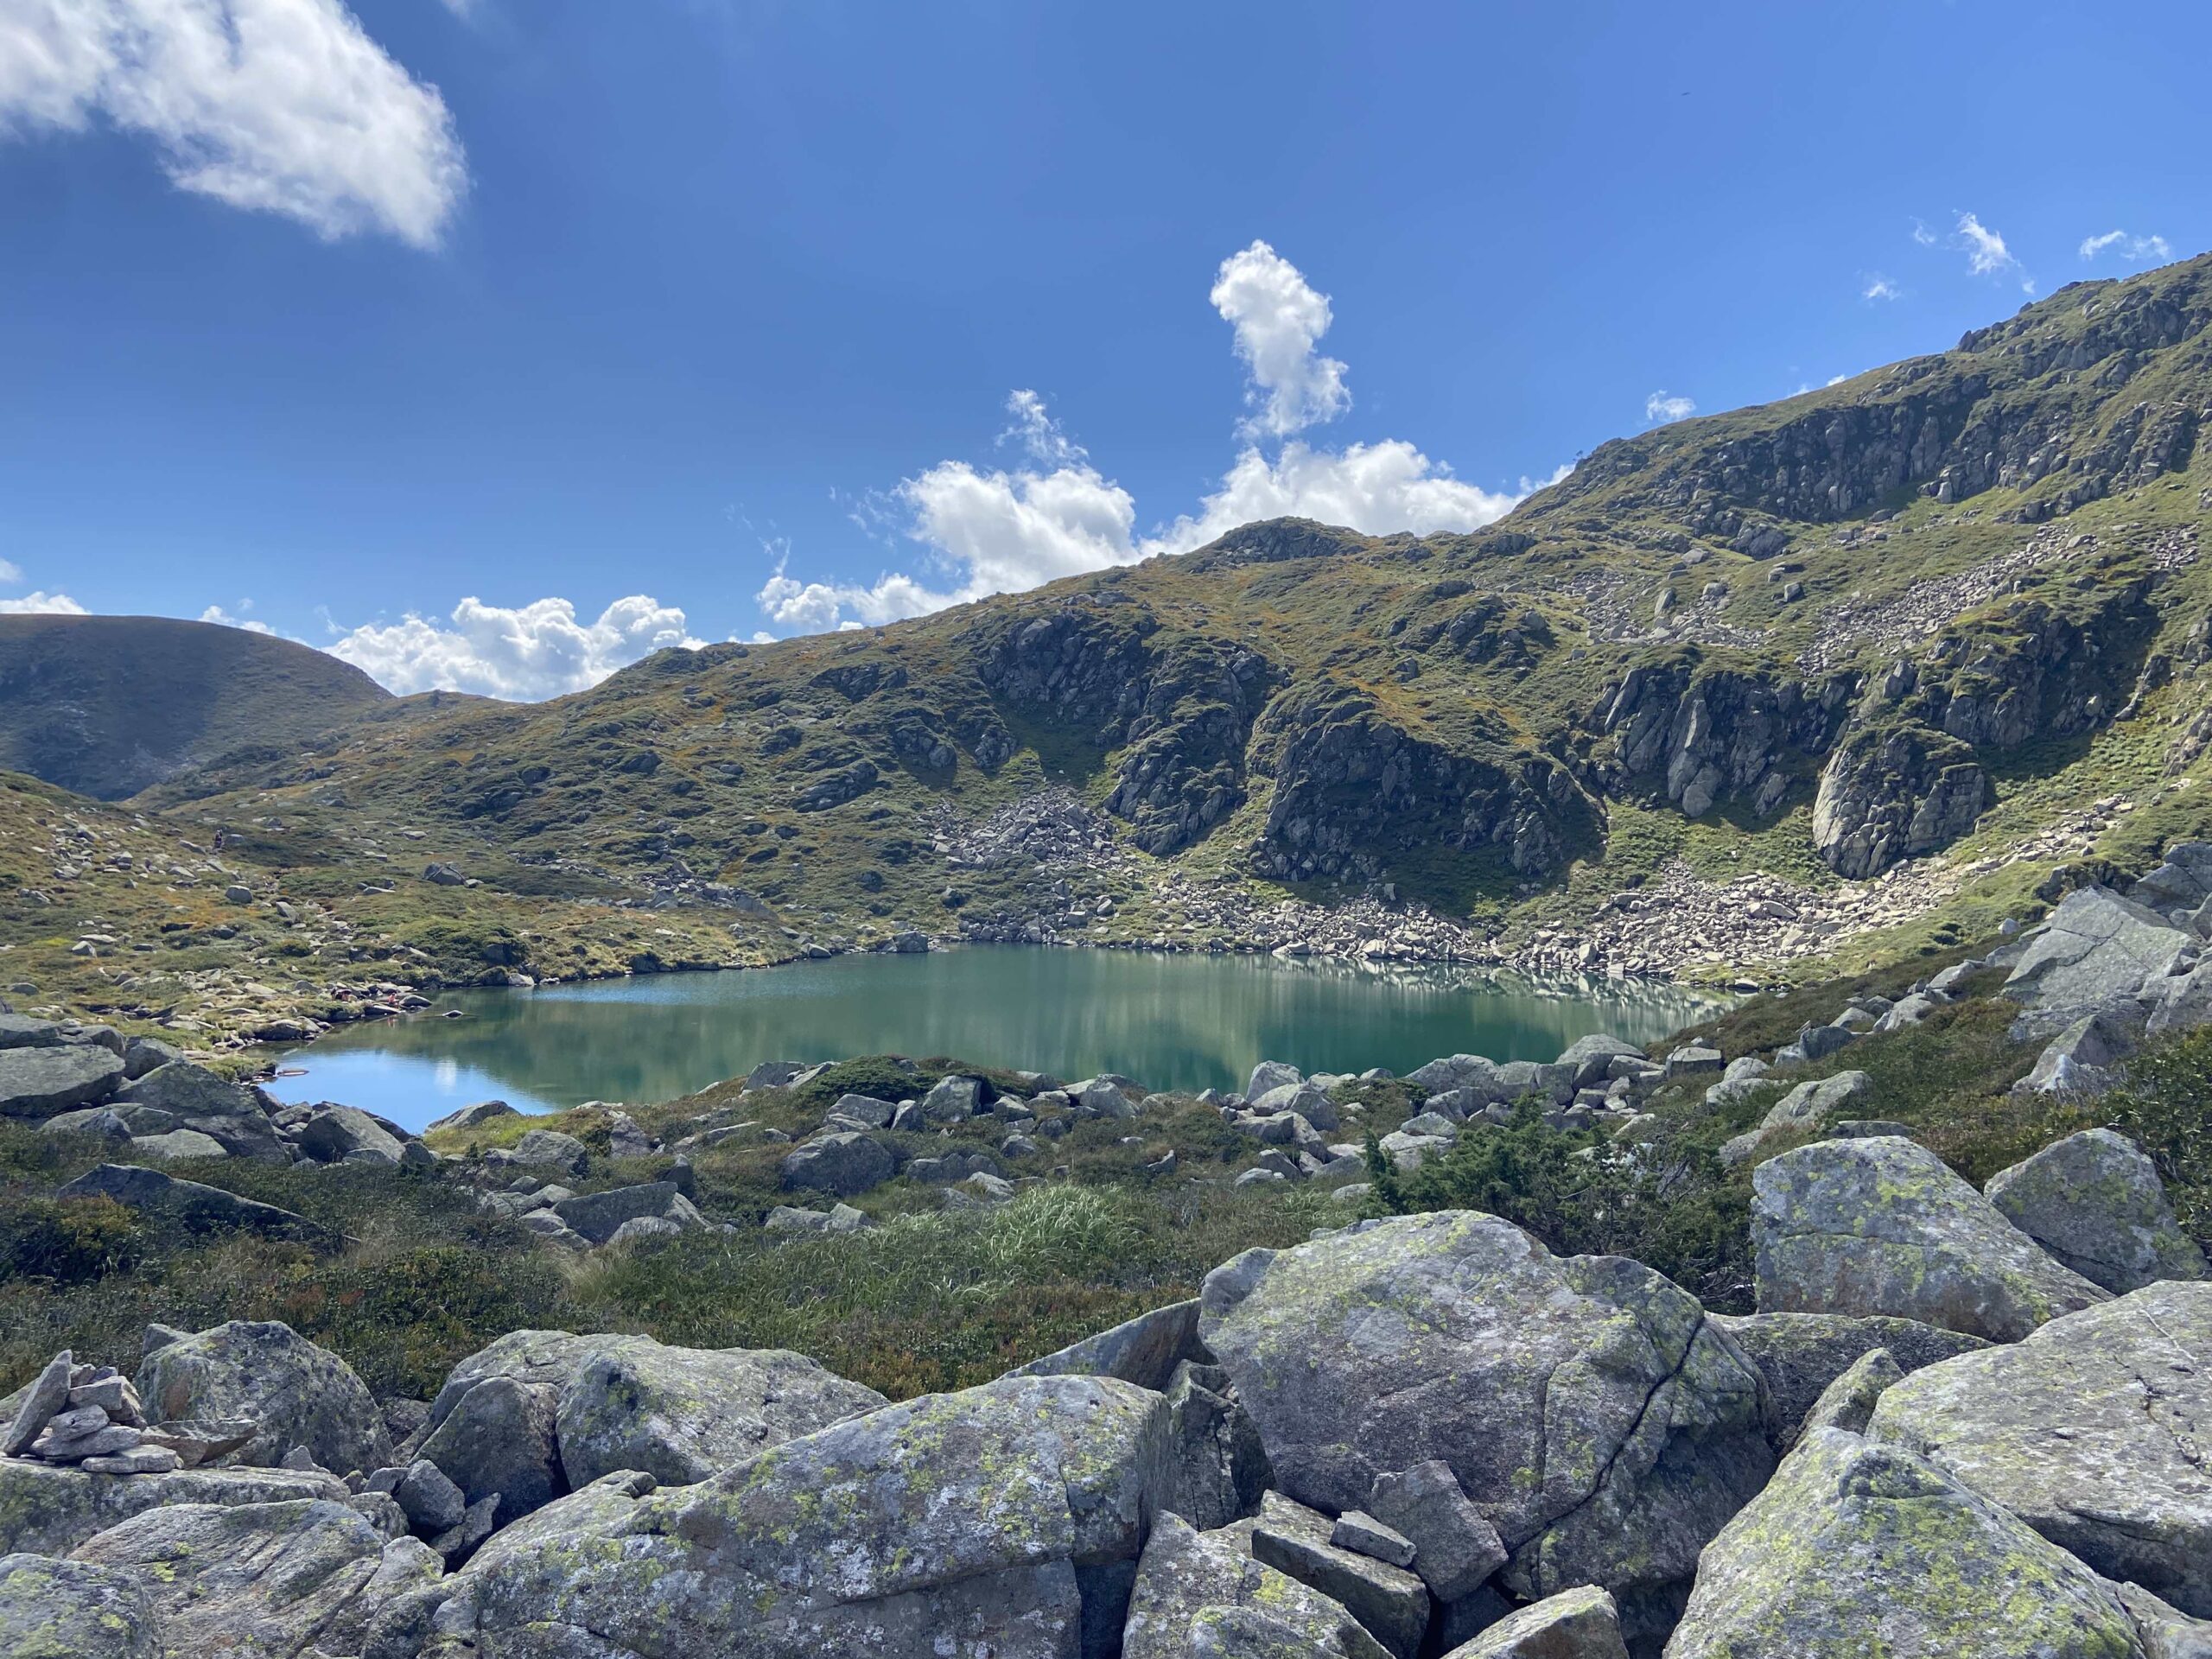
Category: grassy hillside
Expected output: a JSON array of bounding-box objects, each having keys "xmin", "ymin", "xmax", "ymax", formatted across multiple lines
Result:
[{"xmin": 0, "ymin": 613, "xmax": 399, "ymax": 799}]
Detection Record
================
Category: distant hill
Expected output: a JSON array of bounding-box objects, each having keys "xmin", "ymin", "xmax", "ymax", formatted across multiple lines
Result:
[{"xmin": 0, "ymin": 614, "xmax": 395, "ymax": 799}]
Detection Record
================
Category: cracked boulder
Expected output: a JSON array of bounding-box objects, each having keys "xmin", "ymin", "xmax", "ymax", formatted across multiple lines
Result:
[
  {"xmin": 1984, "ymin": 1129, "xmax": 2205, "ymax": 1294},
  {"xmin": 1198, "ymin": 1212, "xmax": 1774, "ymax": 1642},
  {"xmin": 445, "ymin": 1374, "xmax": 1171, "ymax": 1659},
  {"xmin": 1867, "ymin": 1281, "xmax": 2212, "ymax": 1618},
  {"xmin": 71, "ymin": 1497, "xmax": 442, "ymax": 1659},
  {"xmin": 1751, "ymin": 1136, "xmax": 2108, "ymax": 1341},
  {"xmin": 1667, "ymin": 1429, "xmax": 2156, "ymax": 1658}
]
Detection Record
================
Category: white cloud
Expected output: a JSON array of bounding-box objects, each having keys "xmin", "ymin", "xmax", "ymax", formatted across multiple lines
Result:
[
  {"xmin": 0, "ymin": 590, "xmax": 86, "ymax": 614},
  {"xmin": 0, "ymin": 0, "xmax": 467, "ymax": 247},
  {"xmin": 999, "ymin": 388, "xmax": 1084, "ymax": 466},
  {"xmin": 1862, "ymin": 273, "xmax": 1901, "ymax": 302},
  {"xmin": 0, "ymin": 558, "xmax": 19, "ymax": 583},
  {"xmin": 1954, "ymin": 212, "xmax": 2032, "ymax": 292},
  {"xmin": 751, "ymin": 245, "xmax": 1547, "ymax": 638},
  {"xmin": 1210, "ymin": 239, "xmax": 1351, "ymax": 439},
  {"xmin": 327, "ymin": 594, "xmax": 702, "ymax": 699},
  {"xmin": 199, "ymin": 603, "xmax": 275, "ymax": 634},
  {"xmin": 1910, "ymin": 218, "xmax": 1936, "ymax": 246},
  {"xmin": 2079, "ymin": 229, "xmax": 2171, "ymax": 263},
  {"xmin": 1644, "ymin": 391, "xmax": 1694, "ymax": 424},
  {"xmin": 1146, "ymin": 441, "xmax": 1517, "ymax": 554}
]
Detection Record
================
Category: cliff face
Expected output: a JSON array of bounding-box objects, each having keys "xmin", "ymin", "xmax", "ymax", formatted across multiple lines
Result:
[{"xmin": 135, "ymin": 254, "xmax": 2212, "ymax": 960}]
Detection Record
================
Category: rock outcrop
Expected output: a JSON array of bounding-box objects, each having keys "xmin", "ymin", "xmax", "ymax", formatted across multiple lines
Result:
[{"xmin": 1983, "ymin": 1129, "xmax": 2206, "ymax": 1294}]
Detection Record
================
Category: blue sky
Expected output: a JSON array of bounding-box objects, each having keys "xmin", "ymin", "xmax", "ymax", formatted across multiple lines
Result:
[{"xmin": 1, "ymin": 1, "xmax": 2203, "ymax": 697}]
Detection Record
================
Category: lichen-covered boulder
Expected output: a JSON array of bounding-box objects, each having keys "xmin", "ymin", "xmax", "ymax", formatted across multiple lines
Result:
[
  {"xmin": 1867, "ymin": 1281, "xmax": 2212, "ymax": 1618},
  {"xmin": 0, "ymin": 1458, "xmax": 335, "ymax": 1556},
  {"xmin": 1983, "ymin": 1129, "xmax": 2205, "ymax": 1294},
  {"xmin": 1666, "ymin": 1428, "xmax": 2152, "ymax": 1658},
  {"xmin": 449, "ymin": 1374, "xmax": 1171, "ymax": 1659},
  {"xmin": 1198, "ymin": 1212, "xmax": 1775, "ymax": 1639},
  {"xmin": 1709, "ymin": 1312, "xmax": 1988, "ymax": 1443},
  {"xmin": 0, "ymin": 1554, "xmax": 162, "ymax": 1658},
  {"xmin": 1441, "ymin": 1584, "xmax": 1627, "ymax": 1658},
  {"xmin": 1751, "ymin": 1136, "xmax": 2109, "ymax": 1340},
  {"xmin": 553, "ymin": 1335, "xmax": 887, "ymax": 1487},
  {"xmin": 71, "ymin": 1497, "xmax": 442, "ymax": 1659},
  {"xmin": 137, "ymin": 1320, "xmax": 389, "ymax": 1474},
  {"xmin": 417, "ymin": 1374, "xmax": 560, "ymax": 1528},
  {"xmin": 1123, "ymin": 1513, "xmax": 1390, "ymax": 1659}
]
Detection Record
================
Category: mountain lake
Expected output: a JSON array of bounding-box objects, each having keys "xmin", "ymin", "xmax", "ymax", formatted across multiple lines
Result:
[{"xmin": 265, "ymin": 945, "xmax": 1721, "ymax": 1132}]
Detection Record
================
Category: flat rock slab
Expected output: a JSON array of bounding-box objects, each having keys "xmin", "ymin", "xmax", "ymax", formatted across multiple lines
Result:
[
  {"xmin": 1667, "ymin": 1428, "xmax": 2152, "ymax": 1659},
  {"xmin": 1751, "ymin": 1135, "xmax": 2108, "ymax": 1341},
  {"xmin": 1868, "ymin": 1281, "xmax": 2212, "ymax": 1619},
  {"xmin": 1199, "ymin": 1211, "xmax": 1774, "ymax": 1637},
  {"xmin": 0, "ymin": 1046, "xmax": 124, "ymax": 1118},
  {"xmin": 1442, "ymin": 1584, "xmax": 1627, "ymax": 1659},
  {"xmin": 0, "ymin": 1458, "xmax": 335, "ymax": 1556}
]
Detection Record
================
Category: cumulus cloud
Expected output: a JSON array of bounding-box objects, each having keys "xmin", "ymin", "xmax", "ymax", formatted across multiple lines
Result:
[
  {"xmin": 0, "ymin": 0, "xmax": 467, "ymax": 247},
  {"xmin": 751, "ymin": 246, "xmax": 1546, "ymax": 638},
  {"xmin": 0, "ymin": 590, "xmax": 86, "ymax": 614},
  {"xmin": 1862, "ymin": 273, "xmax": 1901, "ymax": 302},
  {"xmin": 0, "ymin": 558, "xmax": 19, "ymax": 583},
  {"xmin": 2079, "ymin": 229, "xmax": 2171, "ymax": 263},
  {"xmin": 327, "ymin": 594, "xmax": 702, "ymax": 699},
  {"xmin": 1644, "ymin": 391, "xmax": 1694, "ymax": 424},
  {"xmin": 1210, "ymin": 240, "xmax": 1351, "ymax": 439}
]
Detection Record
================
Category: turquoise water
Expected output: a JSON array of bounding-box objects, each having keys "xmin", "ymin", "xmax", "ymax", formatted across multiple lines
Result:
[{"xmin": 266, "ymin": 947, "xmax": 1716, "ymax": 1132}]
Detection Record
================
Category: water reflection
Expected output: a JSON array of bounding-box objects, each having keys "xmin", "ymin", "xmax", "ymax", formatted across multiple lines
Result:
[{"xmin": 267, "ymin": 947, "xmax": 1719, "ymax": 1132}]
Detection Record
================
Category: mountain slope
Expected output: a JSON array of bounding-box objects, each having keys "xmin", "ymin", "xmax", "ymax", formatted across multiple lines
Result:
[
  {"xmin": 0, "ymin": 614, "xmax": 397, "ymax": 799},
  {"xmin": 124, "ymin": 254, "xmax": 2212, "ymax": 996}
]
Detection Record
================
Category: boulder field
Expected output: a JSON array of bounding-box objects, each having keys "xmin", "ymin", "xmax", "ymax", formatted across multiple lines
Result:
[{"xmin": 1, "ymin": 1101, "xmax": 2205, "ymax": 1659}]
